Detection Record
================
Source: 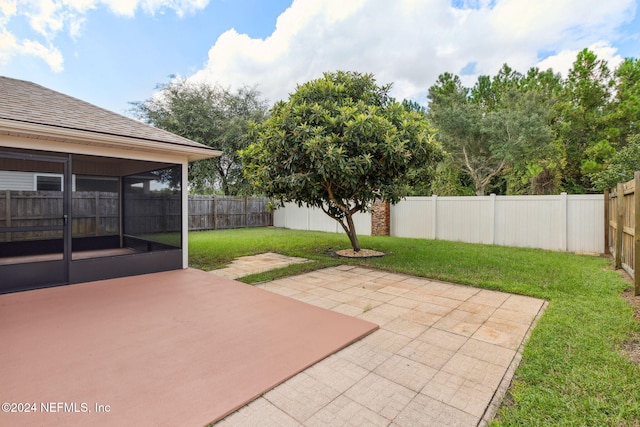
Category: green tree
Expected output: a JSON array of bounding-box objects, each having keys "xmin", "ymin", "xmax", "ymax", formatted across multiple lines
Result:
[
  {"xmin": 399, "ymin": 99, "xmax": 444, "ymax": 195},
  {"xmin": 503, "ymin": 67, "xmax": 565, "ymax": 194},
  {"xmin": 589, "ymin": 133, "xmax": 640, "ymax": 190},
  {"xmin": 428, "ymin": 68, "xmax": 554, "ymax": 195},
  {"xmin": 428, "ymin": 73, "xmax": 494, "ymax": 195},
  {"xmin": 606, "ymin": 58, "xmax": 640, "ymax": 148},
  {"xmin": 558, "ymin": 48, "xmax": 613, "ymax": 192},
  {"xmin": 428, "ymin": 156, "xmax": 475, "ymax": 196},
  {"xmin": 240, "ymin": 71, "xmax": 438, "ymax": 252},
  {"xmin": 579, "ymin": 57, "xmax": 640, "ymax": 191},
  {"xmin": 131, "ymin": 78, "xmax": 267, "ymax": 195}
]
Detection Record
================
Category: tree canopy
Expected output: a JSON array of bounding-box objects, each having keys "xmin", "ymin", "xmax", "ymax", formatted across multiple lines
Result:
[
  {"xmin": 424, "ymin": 49, "xmax": 640, "ymax": 195},
  {"xmin": 131, "ymin": 78, "xmax": 267, "ymax": 195},
  {"xmin": 588, "ymin": 134, "xmax": 640, "ymax": 191},
  {"xmin": 240, "ymin": 71, "xmax": 438, "ymax": 251},
  {"xmin": 130, "ymin": 49, "xmax": 640, "ymax": 199},
  {"xmin": 428, "ymin": 67, "xmax": 555, "ymax": 195}
]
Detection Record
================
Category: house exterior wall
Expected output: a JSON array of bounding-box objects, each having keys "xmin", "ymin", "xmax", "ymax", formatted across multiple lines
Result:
[{"xmin": 0, "ymin": 171, "xmax": 33, "ymax": 191}]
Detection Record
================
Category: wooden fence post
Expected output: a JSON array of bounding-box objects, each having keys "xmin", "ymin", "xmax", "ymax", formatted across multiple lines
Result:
[
  {"xmin": 212, "ymin": 196, "xmax": 217, "ymax": 230},
  {"xmin": 616, "ymin": 182, "xmax": 624, "ymax": 270},
  {"xmin": 634, "ymin": 171, "xmax": 640, "ymax": 296},
  {"xmin": 244, "ymin": 196, "xmax": 249, "ymax": 227}
]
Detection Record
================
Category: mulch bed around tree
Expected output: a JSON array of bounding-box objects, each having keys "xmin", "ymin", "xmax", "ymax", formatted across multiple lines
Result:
[{"xmin": 335, "ymin": 248, "xmax": 385, "ymax": 258}]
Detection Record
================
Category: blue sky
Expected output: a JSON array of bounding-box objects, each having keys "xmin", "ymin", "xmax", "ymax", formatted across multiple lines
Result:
[
  {"xmin": 0, "ymin": 0, "xmax": 292, "ymax": 114},
  {"xmin": 1, "ymin": 0, "xmax": 639, "ymax": 116}
]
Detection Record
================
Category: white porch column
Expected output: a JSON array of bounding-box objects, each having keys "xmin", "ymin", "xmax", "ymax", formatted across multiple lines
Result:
[{"xmin": 182, "ymin": 160, "xmax": 189, "ymax": 269}]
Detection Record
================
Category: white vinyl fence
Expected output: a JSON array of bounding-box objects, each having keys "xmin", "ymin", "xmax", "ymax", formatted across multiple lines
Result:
[
  {"xmin": 274, "ymin": 193, "xmax": 605, "ymax": 253},
  {"xmin": 391, "ymin": 194, "xmax": 604, "ymax": 253},
  {"xmin": 273, "ymin": 202, "xmax": 371, "ymax": 236}
]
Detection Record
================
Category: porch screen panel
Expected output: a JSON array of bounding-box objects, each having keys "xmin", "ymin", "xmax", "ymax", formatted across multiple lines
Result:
[
  {"xmin": 72, "ymin": 177, "xmax": 120, "ymax": 239},
  {"xmin": 0, "ymin": 157, "xmax": 65, "ymax": 263},
  {"xmin": 122, "ymin": 165, "xmax": 182, "ymax": 250}
]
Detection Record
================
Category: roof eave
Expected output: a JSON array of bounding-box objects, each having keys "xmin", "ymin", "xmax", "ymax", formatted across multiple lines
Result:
[{"xmin": 0, "ymin": 118, "xmax": 222, "ymax": 162}]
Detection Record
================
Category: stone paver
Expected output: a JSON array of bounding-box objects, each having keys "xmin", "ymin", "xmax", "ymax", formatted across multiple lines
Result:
[
  {"xmin": 215, "ymin": 263, "xmax": 546, "ymax": 427},
  {"xmin": 209, "ymin": 252, "xmax": 309, "ymax": 279}
]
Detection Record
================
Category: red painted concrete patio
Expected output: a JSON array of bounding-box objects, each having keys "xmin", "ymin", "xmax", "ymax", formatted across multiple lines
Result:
[{"xmin": 0, "ymin": 269, "xmax": 377, "ymax": 427}]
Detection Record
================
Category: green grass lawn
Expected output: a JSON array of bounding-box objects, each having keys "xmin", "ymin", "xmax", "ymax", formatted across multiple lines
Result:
[{"xmin": 189, "ymin": 227, "xmax": 640, "ymax": 426}]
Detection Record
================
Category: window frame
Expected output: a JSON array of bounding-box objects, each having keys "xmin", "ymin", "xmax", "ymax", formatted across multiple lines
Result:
[{"xmin": 34, "ymin": 173, "xmax": 77, "ymax": 191}]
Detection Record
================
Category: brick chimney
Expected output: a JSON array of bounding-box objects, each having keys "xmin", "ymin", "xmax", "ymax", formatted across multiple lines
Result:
[{"xmin": 371, "ymin": 200, "xmax": 390, "ymax": 236}]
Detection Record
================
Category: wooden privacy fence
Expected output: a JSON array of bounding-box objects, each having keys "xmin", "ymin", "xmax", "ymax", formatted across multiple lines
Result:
[
  {"xmin": 0, "ymin": 191, "xmax": 120, "ymax": 241},
  {"xmin": 606, "ymin": 171, "xmax": 640, "ymax": 295},
  {"xmin": 125, "ymin": 194, "xmax": 273, "ymax": 233},
  {"xmin": 189, "ymin": 195, "xmax": 272, "ymax": 230},
  {"xmin": 124, "ymin": 193, "xmax": 183, "ymax": 235},
  {"xmin": 0, "ymin": 191, "xmax": 272, "ymax": 241}
]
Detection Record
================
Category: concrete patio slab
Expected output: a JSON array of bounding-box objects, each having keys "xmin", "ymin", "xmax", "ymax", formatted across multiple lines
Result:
[
  {"xmin": 217, "ymin": 266, "xmax": 547, "ymax": 426},
  {"xmin": 0, "ymin": 268, "xmax": 377, "ymax": 427}
]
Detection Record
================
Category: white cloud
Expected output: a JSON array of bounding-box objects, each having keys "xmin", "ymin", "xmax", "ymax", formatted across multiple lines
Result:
[
  {"xmin": 22, "ymin": 38, "xmax": 64, "ymax": 71},
  {"xmin": 0, "ymin": 0, "xmax": 209, "ymax": 71},
  {"xmin": 0, "ymin": 28, "xmax": 63, "ymax": 71},
  {"xmin": 25, "ymin": 0, "xmax": 66, "ymax": 38},
  {"xmin": 0, "ymin": 29, "xmax": 18, "ymax": 63},
  {"xmin": 138, "ymin": 0, "xmax": 210, "ymax": 17},
  {"xmin": 537, "ymin": 42, "xmax": 625, "ymax": 78},
  {"xmin": 0, "ymin": 0, "xmax": 17, "ymax": 17},
  {"xmin": 189, "ymin": 0, "xmax": 636, "ymax": 104}
]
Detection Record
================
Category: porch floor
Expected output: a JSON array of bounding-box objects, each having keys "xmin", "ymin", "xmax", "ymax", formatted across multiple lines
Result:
[
  {"xmin": 0, "ymin": 268, "xmax": 377, "ymax": 426},
  {"xmin": 0, "ymin": 248, "xmax": 137, "ymax": 265}
]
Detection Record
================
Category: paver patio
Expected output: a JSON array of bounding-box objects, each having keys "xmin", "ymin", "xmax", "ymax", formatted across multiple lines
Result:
[
  {"xmin": 217, "ymin": 264, "xmax": 547, "ymax": 426},
  {"xmin": 209, "ymin": 252, "xmax": 309, "ymax": 279}
]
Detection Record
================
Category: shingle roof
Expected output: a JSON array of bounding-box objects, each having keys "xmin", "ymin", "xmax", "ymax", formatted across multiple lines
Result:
[{"xmin": 0, "ymin": 76, "xmax": 217, "ymax": 153}]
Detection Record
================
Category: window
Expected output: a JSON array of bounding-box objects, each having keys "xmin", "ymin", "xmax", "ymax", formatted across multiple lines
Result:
[{"xmin": 35, "ymin": 174, "xmax": 62, "ymax": 191}]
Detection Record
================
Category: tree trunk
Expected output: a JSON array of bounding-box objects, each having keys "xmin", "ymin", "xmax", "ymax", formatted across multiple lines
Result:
[
  {"xmin": 339, "ymin": 214, "xmax": 360, "ymax": 252},
  {"xmin": 321, "ymin": 202, "xmax": 362, "ymax": 252},
  {"xmin": 221, "ymin": 178, "xmax": 229, "ymax": 196},
  {"xmin": 345, "ymin": 213, "xmax": 361, "ymax": 252},
  {"xmin": 475, "ymin": 180, "xmax": 486, "ymax": 196}
]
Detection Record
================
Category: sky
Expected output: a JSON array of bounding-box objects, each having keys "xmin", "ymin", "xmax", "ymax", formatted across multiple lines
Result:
[{"xmin": 1, "ymin": 0, "xmax": 639, "ymax": 116}]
